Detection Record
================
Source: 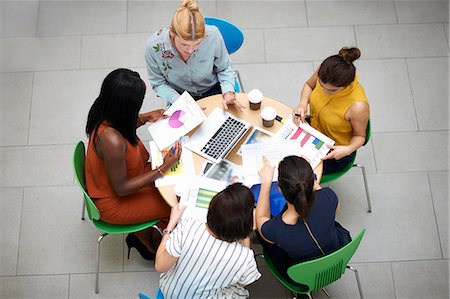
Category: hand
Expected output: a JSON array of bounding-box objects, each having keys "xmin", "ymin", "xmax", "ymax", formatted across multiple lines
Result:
[
  {"xmin": 167, "ymin": 204, "xmax": 187, "ymax": 231},
  {"xmin": 258, "ymin": 156, "xmax": 276, "ymax": 185},
  {"xmin": 222, "ymin": 92, "xmax": 245, "ymax": 112},
  {"xmin": 140, "ymin": 109, "xmax": 168, "ymax": 124},
  {"xmin": 293, "ymin": 105, "xmax": 307, "ymax": 126},
  {"xmin": 162, "ymin": 140, "xmax": 182, "ymax": 170},
  {"xmin": 322, "ymin": 145, "xmax": 352, "ymax": 161}
]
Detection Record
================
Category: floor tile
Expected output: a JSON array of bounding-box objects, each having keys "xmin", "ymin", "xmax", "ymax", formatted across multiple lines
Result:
[
  {"xmin": 18, "ymin": 186, "xmax": 123, "ymax": 275},
  {"xmin": 428, "ymin": 171, "xmax": 449, "ymax": 258},
  {"xmin": 312, "ymin": 262, "xmax": 395, "ymax": 299},
  {"xmin": 217, "ymin": 1, "xmax": 307, "ymax": 29},
  {"xmin": 306, "ymin": 0, "xmax": 397, "ymax": 26},
  {"xmin": 235, "ymin": 62, "xmax": 314, "ymax": 109},
  {"xmin": 355, "ymin": 23, "xmax": 449, "ymax": 58},
  {"xmin": 407, "ymin": 57, "xmax": 449, "ymax": 131},
  {"xmin": 357, "ymin": 59, "xmax": 418, "ymax": 132},
  {"xmin": 1, "ymin": 1, "xmax": 39, "ymax": 38},
  {"xmin": 373, "ymin": 131, "xmax": 449, "ymax": 173},
  {"xmin": 332, "ymin": 172, "xmax": 442, "ymax": 262},
  {"xmin": 230, "ymin": 29, "xmax": 266, "ymax": 64},
  {"xmin": 246, "ymin": 264, "xmax": 290, "ymax": 299},
  {"xmin": 345, "ymin": 140, "xmax": 377, "ymax": 175},
  {"xmin": 0, "ymin": 188, "xmax": 22, "ymax": 276},
  {"xmin": 0, "ymin": 145, "xmax": 74, "ymax": 187},
  {"xmin": 2, "ymin": 37, "xmax": 81, "ymax": 72},
  {"xmin": 69, "ymin": 271, "xmax": 160, "ymax": 299},
  {"xmin": 81, "ymin": 33, "xmax": 149, "ymax": 69},
  {"xmin": 265, "ymin": 26, "xmax": 355, "ymax": 62},
  {"xmin": 128, "ymin": 1, "xmax": 217, "ymax": 34},
  {"xmin": 29, "ymin": 69, "xmax": 108, "ymax": 145},
  {"xmin": 0, "ymin": 72, "xmax": 33, "ymax": 146},
  {"xmin": 38, "ymin": 1, "xmax": 127, "ymax": 36},
  {"xmin": 0, "ymin": 274, "xmax": 69, "ymax": 299},
  {"xmin": 396, "ymin": 1, "xmax": 449, "ymax": 24},
  {"xmin": 392, "ymin": 259, "xmax": 449, "ymax": 299}
]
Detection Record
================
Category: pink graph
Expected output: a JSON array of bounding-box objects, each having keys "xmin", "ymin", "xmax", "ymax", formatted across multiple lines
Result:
[{"xmin": 169, "ymin": 110, "xmax": 185, "ymax": 128}]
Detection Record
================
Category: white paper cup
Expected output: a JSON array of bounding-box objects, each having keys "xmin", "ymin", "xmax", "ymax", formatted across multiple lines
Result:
[
  {"xmin": 261, "ymin": 106, "xmax": 276, "ymax": 127},
  {"xmin": 248, "ymin": 89, "xmax": 263, "ymax": 110}
]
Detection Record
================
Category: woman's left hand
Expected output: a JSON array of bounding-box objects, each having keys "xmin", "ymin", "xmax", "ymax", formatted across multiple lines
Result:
[
  {"xmin": 322, "ymin": 145, "xmax": 352, "ymax": 160},
  {"xmin": 140, "ymin": 109, "xmax": 168, "ymax": 124},
  {"xmin": 222, "ymin": 92, "xmax": 245, "ymax": 112}
]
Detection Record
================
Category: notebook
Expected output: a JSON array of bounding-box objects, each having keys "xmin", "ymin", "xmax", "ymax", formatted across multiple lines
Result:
[{"xmin": 185, "ymin": 107, "xmax": 250, "ymax": 163}]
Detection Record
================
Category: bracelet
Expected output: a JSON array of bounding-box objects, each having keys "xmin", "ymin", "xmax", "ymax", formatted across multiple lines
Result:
[
  {"xmin": 155, "ymin": 166, "xmax": 164, "ymax": 176},
  {"xmin": 163, "ymin": 228, "xmax": 172, "ymax": 235}
]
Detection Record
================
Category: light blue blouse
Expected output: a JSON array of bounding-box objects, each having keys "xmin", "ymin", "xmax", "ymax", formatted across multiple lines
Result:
[{"xmin": 145, "ymin": 26, "xmax": 235, "ymax": 104}]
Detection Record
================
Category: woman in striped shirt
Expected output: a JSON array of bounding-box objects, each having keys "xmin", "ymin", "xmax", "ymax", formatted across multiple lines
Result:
[{"xmin": 155, "ymin": 183, "xmax": 261, "ymax": 298}]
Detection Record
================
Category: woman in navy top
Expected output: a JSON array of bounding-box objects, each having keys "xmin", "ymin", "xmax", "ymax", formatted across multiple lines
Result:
[{"xmin": 255, "ymin": 155, "xmax": 351, "ymax": 285}]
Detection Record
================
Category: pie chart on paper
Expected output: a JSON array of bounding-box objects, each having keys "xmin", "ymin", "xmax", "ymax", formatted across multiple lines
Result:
[{"xmin": 169, "ymin": 110, "xmax": 185, "ymax": 128}]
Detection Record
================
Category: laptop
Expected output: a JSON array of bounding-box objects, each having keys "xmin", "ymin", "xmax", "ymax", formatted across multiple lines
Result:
[{"xmin": 185, "ymin": 107, "xmax": 250, "ymax": 163}]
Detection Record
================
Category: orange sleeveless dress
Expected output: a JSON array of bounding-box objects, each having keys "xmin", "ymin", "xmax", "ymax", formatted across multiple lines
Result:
[{"xmin": 85, "ymin": 124, "xmax": 170, "ymax": 224}]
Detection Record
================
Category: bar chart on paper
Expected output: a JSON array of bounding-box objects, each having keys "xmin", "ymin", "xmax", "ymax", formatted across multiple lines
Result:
[
  {"xmin": 195, "ymin": 188, "xmax": 218, "ymax": 209},
  {"xmin": 274, "ymin": 115, "xmax": 335, "ymax": 169}
]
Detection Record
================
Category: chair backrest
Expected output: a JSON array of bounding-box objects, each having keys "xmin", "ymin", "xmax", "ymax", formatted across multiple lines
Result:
[
  {"xmin": 73, "ymin": 141, "xmax": 101, "ymax": 221},
  {"xmin": 138, "ymin": 292, "xmax": 152, "ymax": 299},
  {"xmin": 204, "ymin": 17, "xmax": 244, "ymax": 55},
  {"xmin": 363, "ymin": 119, "xmax": 371, "ymax": 146},
  {"xmin": 138, "ymin": 289, "xmax": 164, "ymax": 299},
  {"xmin": 287, "ymin": 229, "xmax": 366, "ymax": 292}
]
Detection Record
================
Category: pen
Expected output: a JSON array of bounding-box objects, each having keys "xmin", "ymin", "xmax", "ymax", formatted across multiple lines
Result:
[
  {"xmin": 294, "ymin": 113, "xmax": 313, "ymax": 119},
  {"xmin": 171, "ymin": 136, "xmax": 183, "ymax": 154}
]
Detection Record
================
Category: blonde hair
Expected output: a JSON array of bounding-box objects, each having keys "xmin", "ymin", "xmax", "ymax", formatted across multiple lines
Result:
[{"xmin": 171, "ymin": 0, "xmax": 205, "ymax": 40}]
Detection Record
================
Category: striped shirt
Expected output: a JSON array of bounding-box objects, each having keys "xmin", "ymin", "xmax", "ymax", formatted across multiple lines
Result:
[{"xmin": 159, "ymin": 219, "xmax": 261, "ymax": 299}]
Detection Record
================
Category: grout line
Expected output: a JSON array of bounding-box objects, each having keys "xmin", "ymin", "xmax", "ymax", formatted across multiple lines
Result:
[
  {"xmin": 426, "ymin": 172, "xmax": 445, "ymax": 259},
  {"xmin": 15, "ymin": 188, "xmax": 25, "ymax": 276},
  {"xmin": 353, "ymin": 25, "xmax": 358, "ymax": 47},
  {"xmin": 392, "ymin": 0, "xmax": 399, "ymax": 25},
  {"xmin": 26, "ymin": 72, "xmax": 35, "ymax": 146},
  {"xmin": 389, "ymin": 262, "xmax": 398, "ymax": 299},
  {"xmin": 443, "ymin": 23, "xmax": 450, "ymax": 51},
  {"xmin": 303, "ymin": 0, "xmax": 309, "ymax": 27},
  {"xmin": 403, "ymin": 58, "xmax": 421, "ymax": 131},
  {"xmin": 68, "ymin": 274, "xmax": 71, "ymax": 299},
  {"xmin": 35, "ymin": 0, "xmax": 41, "ymax": 37}
]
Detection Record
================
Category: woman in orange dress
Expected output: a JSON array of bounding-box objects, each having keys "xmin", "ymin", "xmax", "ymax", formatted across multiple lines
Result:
[{"xmin": 85, "ymin": 68, "xmax": 182, "ymax": 260}]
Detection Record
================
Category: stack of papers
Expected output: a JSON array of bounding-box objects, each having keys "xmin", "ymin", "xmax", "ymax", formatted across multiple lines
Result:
[
  {"xmin": 147, "ymin": 91, "xmax": 206, "ymax": 150},
  {"xmin": 149, "ymin": 139, "xmax": 195, "ymax": 187}
]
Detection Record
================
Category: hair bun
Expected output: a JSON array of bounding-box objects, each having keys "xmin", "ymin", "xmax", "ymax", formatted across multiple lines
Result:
[
  {"xmin": 181, "ymin": 0, "xmax": 199, "ymax": 10},
  {"xmin": 338, "ymin": 47, "xmax": 361, "ymax": 63}
]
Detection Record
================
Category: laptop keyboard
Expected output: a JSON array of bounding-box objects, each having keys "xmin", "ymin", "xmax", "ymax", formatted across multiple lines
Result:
[{"xmin": 201, "ymin": 117, "xmax": 246, "ymax": 160}]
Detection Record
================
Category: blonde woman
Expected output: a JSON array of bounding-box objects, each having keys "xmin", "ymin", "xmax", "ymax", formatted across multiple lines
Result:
[{"xmin": 145, "ymin": 0, "xmax": 244, "ymax": 111}]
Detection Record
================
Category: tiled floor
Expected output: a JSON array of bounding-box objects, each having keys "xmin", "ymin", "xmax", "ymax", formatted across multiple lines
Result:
[{"xmin": 1, "ymin": 1, "xmax": 448, "ymax": 298}]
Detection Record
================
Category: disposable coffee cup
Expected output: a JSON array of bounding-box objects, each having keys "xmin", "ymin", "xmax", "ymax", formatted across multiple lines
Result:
[
  {"xmin": 248, "ymin": 89, "xmax": 263, "ymax": 110},
  {"xmin": 261, "ymin": 106, "xmax": 276, "ymax": 127}
]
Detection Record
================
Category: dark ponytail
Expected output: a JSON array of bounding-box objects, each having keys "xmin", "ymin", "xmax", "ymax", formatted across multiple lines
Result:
[
  {"xmin": 278, "ymin": 156, "xmax": 316, "ymax": 219},
  {"xmin": 318, "ymin": 47, "xmax": 361, "ymax": 87}
]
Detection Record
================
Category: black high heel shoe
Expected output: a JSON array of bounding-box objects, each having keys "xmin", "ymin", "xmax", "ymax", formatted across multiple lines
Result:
[{"xmin": 126, "ymin": 234, "xmax": 155, "ymax": 260}]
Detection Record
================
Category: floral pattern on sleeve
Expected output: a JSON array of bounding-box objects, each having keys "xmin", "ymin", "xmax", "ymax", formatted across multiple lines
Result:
[{"xmin": 153, "ymin": 42, "xmax": 174, "ymax": 75}]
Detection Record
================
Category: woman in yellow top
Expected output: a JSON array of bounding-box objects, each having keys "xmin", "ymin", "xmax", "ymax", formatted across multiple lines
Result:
[{"xmin": 294, "ymin": 47, "xmax": 370, "ymax": 174}]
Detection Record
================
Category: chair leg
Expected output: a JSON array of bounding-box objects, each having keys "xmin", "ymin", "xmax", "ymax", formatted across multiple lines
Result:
[
  {"xmin": 96, "ymin": 233, "xmax": 108, "ymax": 294},
  {"xmin": 321, "ymin": 287, "xmax": 331, "ymax": 298},
  {"xmin": 353, "ymin": 164, "xmax": 372, "ymax": 213},
  {"xmin": 152, "ymin": 225, "xmax": 163, "ymax": 236},
  {"xmin": 347, "ymin": 265, "xmax": 364, "ymax": 299},
  {"xmin": 81, "ymin": 201, "xmax": 86, "ymax": 220},
  {"xmin": 235, "ymin": 70, "xmax": 244, "ymax": 92}
]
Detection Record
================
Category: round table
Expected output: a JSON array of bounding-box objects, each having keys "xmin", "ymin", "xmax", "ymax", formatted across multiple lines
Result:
[{"xmin": 157, "ymin": 93, "xmax": 322, "ymax": 207}]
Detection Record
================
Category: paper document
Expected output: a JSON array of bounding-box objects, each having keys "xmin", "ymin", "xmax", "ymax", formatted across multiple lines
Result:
[
  {"xmin": 237, "ymin": 126, "xmax": 273, "ymax": 155},
  {"xmin": 179, "ymin": 177, "xmax": 227, "ymax": 223},
  {"xmin": 149, "ymin": 139, "xmax": 195, "ymax": 187},
  {"xmin": 202, "ymin": 159, "xmax": 245, "ymax": 186},
  {"xmin": 147, "ymin": 91, "xmax": 206, "ymax": 150},
  {"xmin": 241, "ymin": 140, "xmax": 300, "ymax": 186},
  {"xmin": 273, "ymin": 115, "xmax": 335, "ymax": 169}
]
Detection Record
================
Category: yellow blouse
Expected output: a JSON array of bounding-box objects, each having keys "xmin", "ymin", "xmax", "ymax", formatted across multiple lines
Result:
[{"xmin": 309, "ymin": 75, "xmax": 369, "ymax": 146}]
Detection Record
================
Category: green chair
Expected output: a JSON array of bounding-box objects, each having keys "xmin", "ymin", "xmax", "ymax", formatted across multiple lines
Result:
[
  {"xmin": 73, "ymin": 141, "xmax": 162, "ymax": 294},
  {"xmin": 321, "ymin": 120, "xmax": 372, "ymax": 213},
  {"xmin": 264, "ymin": 229, "xmax": 366, "ymax": 299}
]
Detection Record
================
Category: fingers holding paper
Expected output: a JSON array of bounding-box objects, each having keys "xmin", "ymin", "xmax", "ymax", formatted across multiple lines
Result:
[{"xmin": 258, "ymin": 155, "xmax": 276, "ymax": 185}]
